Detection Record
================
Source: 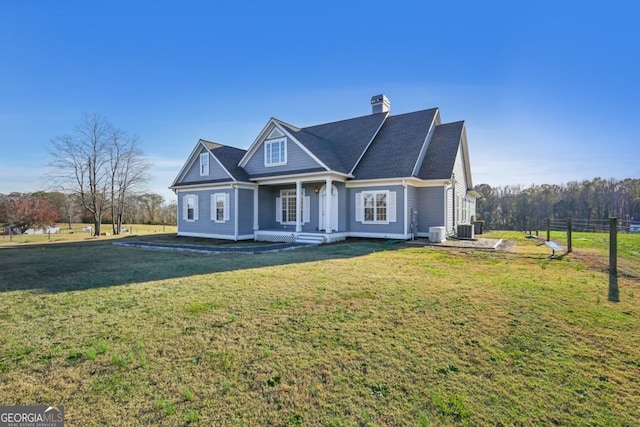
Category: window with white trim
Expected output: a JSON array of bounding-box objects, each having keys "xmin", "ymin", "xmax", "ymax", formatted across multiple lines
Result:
[
  {"xmin": 211, "ymin": 193, "xmax": 230, "ymax": 222},
  {"xmin": 280, "ymin": 189, "xmax": 297, "ymax": 223},
  {"xmin": 183, "ymin": 194, "xmax": 198, "ymax": 221},
  {"xmin": 264, "ymin": 138, "xmax": 286, "ymax": 166},
  {"xmin": 355, "ymin": 190, "xmax": 397, "ymax": 224},
  {"xmin": 199, "ymin": 153, "xmax": 209, "ymax": 176},
  {"xmin": 276, "ymin": 189, "xmax": 310, "ymax": 225}
]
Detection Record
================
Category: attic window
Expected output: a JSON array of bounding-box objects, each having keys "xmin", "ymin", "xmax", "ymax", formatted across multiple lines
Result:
[
  {"xmin": 264, "ymin": 138, "xmax": 286, "ymax": 166},
  {"xmin": 199, "ymin": 153, "xmax": 209, "ymax": 176}
]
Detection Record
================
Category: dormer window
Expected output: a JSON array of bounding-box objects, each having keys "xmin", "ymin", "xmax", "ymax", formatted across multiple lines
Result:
[
  {"xmin": 199, "ymin": 153, "xmax": 209, "ymax": 175},
  {"xmin": 264, "ymin": 138, "xmax": 286, "ymax": 166}
]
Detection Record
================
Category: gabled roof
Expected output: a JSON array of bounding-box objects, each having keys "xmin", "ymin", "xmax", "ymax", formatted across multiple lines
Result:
[
  {"xmin": 171, "ymin": 139, "xmax": 249, "ymax": 188},
  {"xmin": 175, "ymin": 100, "xmax": 472, "ymax": 187},
  {"xmin": 417, "ymin": 121, "xmax": 465, "ymax": 180},
  {"xmin": 204, "ymin": 142, "xmax": 250, "ymax": 182},
  {"xmin": 294, "ymin": 113, "xmax": 388, "ymax": 174},
  {"xmin": 352, "ymin": 109, "xmax": 438, "ymax": 179}
]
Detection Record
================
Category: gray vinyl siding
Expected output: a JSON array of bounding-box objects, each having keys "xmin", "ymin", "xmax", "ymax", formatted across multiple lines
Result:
[
  {"xmin": 243, "ymin": 137, "xmax": 323, "ymax": 176},
  {"xmin": 237, "ymin": 188, "xmax": 255, "ymax": 235},
  {"xmin": 177, "ymin": 188, "xmax": 235, "ymax": 236},
  {"xmin": 452, "ymin": 145, "xmax": 473, "ymax": 228},
  {"xmin": 446, "ymin": 186, "xmax": 454, "ymax": 235},
  {"xmin": 406, "ymin": 186, "xmax": 418, "ymax": 235},
  {"xmin": 417, "ymin": 186, "xmax": 446, "ymax": 233},
  {"xmin": 181, "ymin": 148, "xmax": 230, "ymax": 184},
  {"xmin": 347, "ymin": 184, "xmax": 404, "ymax": 235}
]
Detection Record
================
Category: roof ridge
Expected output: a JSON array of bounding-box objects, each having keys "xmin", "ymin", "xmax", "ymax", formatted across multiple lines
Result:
[
  {"xmin": 437, "ymin": 120, "xmax": 465, "ymax": 126},
  {"xmin": 301, "ymin": 112, "xmax": 387, "ymax": 129}
]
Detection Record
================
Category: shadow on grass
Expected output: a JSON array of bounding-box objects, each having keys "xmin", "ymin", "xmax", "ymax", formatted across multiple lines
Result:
[{"xmin": 0, "ymin": 235, "xmax": 399, "ymax": 294}]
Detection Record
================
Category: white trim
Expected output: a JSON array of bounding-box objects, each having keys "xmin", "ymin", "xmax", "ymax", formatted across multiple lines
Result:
[
  {"xmin": 184, "ymin": 194, "xmax": 198, "ymax": 222},
  {"xmin": 347, "ymin": 232, "xmax": 409, "ymax": 240},
  {"xmin": 264, "ymin": 137, "xmax": 287, "ymax": 166},
  {"xmin": 171, "ymin": 140, "xmax": 237, "ymax": 187},
  {"xmin": 172, "ymin": 182, "xmax": 256, "ymax": 191},
  {"xmin": 346, "ymin": 177, "xmax": 450, "ymax": 188},
  {"xmin": 403, "ymin": 181, "xmax": 408, "ymax": 237},
  {"xmin": 239, "ymin": 119, "xmax": 331, "ymax": 171},
  {"xmin": 319, "ymin": 182, "xmax": 338, "ymax": 232},
  {"xmin": 267, "ymin": 127, "xmax": 285, "ymax": 139},
  {"xmin": 252, "ymin": 171, "xmax": 349, "ymax": 185},
  {"xmin": 211, "ymin": 193, "xmax": 227, "ymax": 223},
  {"xmin": 358, "ymin": 190, "xmax": 393, "ymax": 224},
  {"xmin": 199, "ymin": 152, "xmax": 210, "ymax": 176}
]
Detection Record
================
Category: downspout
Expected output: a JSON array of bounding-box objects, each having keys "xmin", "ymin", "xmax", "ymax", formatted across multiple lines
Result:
[
  {"xmin": 234, "ymin": 185, "xmax": 239, "ymax": 241},
  {"xmin": 402, "ymin": 179, "xmax": 408, "ymax": 239},
  {"xmin": 452, "ymin": 173, "xmax": 456, "ymax": 235}
]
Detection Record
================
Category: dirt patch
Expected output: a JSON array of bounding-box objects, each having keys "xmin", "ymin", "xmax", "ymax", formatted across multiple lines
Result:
[{"xmin": 405, "ymin": 237, "xmax": 503, "ymax": 250}]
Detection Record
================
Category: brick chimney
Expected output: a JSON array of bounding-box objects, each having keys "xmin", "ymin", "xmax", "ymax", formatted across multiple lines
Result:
[{"xmin": 371, "ymin": 94, "xmax": 390, "ymax": 114}]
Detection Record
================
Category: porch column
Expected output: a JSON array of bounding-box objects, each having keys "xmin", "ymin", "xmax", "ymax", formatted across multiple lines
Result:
[
  {"xmin": 325, "ymin": 177, "xmax": 333, "ymax": 233},
  {"xmin": 296, "ymin": 180, "xmax": 302, "ymax": 232}
]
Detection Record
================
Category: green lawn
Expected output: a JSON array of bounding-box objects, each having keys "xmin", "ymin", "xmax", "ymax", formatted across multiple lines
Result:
[{"xmin": 0, "ymin": 232, "xmax": 638, "ymax": 426}]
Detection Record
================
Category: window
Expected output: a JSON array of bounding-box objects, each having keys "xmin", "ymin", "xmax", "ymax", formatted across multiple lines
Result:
[
  {"xmin": 264, "ymin": 138, "xmax": 286, "ymax": 166},
  {"xmin": 183, "ymin": 194, "xmax": 198, "ymax": 221},
  {"xmin": 356, "ymin": 190, "xmax": 396, "ymax": 224},
  {"xmin": 200, "ymin": 153, "xmax": 209, "ymax": 176},
  {"xmin": 364, "ymin": 191, "xmax": 387, "ymax": 222},
  {"xmin": 211, "ymin": 193, "xmax": 229, "ymax": 222},
  {"xmin": 276, "ymin": 189, "xmax": 310, "ymax": 224},
  {"xmin": 280, "ymin": 189, "xmax": 297, "ymax": 223}
]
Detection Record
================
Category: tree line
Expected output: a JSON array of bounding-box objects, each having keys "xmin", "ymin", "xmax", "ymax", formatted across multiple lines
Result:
[
  {"xmin": 0, "ymin": 191, "xmax": 177, "ymax": 234},
  {"xmin": 475, "ymin": 177, "xmax": 640, "ymax": 230}
]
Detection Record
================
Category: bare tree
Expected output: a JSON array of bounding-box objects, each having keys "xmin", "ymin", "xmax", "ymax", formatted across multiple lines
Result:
[
  {"xmin": 108, "ymin": 129, "xmax": 149, "ymax": 234},
  {"xmin": 47, "ymin": 113, "xmax": 149, "ymax": 236}
]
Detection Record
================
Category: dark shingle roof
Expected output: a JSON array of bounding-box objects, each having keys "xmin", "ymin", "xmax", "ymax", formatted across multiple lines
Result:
[
  {"xmin": 277, "ymin": 113, "xmax": 388, "ymax": 174},
  {"xmin": 211, "ymin": 145, "xmax": 250, "ymax": 181},
  {"xmin": 417, "ymin": 121, "xmax": 464, "ymax": 180},
  {"xmin": 352, "ymin": 109, "xmax": 437, "ymax": 179}
]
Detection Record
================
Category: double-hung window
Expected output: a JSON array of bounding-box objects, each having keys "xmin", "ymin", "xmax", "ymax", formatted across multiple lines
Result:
[
  {"xmin": 211, "ymin": 193, "xmax": 229, "ymax": 223},
  {"xmin": 183, "ymin": 194, "xmax": 198, "ymax": 221},
  {"xmin": 356, "ymin": 190, "xmax": 396, "ymax": 224},
  {"xmin": 264, "ymin": 138, "xmax": 286, "ymax": 166},
  {"xmin": 200, "ymin": 153, "xmax": 209, "ymax": 176}
]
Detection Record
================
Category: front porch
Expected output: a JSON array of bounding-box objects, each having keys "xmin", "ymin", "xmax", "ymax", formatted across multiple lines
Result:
[{"xmin": 254, "ymin": 230, "xmax": 348, "ymax": 245}]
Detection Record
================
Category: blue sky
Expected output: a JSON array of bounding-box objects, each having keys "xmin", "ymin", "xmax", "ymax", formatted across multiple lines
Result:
[{"xmin": 1, "ymin": 1, "xmax": 638, "ymax": 203}]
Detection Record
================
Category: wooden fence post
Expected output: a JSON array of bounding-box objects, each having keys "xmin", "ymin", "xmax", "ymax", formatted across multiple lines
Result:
[
  {"xmin": 546, "ymin": 218, "xmax": 551, "ymax": 242},
  {"xmin": 609, "ymin": 217, "xmax": 617, "ymax": 274},
  {"xmin": 567, "ymin": 218, "xmax": 572, "ymax": 253},
  {"xmin": 536, "ymin": 219, "xmax": 539, "ymax": 237}
]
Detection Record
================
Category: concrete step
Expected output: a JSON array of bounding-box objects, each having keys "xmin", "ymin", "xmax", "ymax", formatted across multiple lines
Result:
[{"xmin": 295, "ymin": 234, "xmax": 326, "ymax": 245}]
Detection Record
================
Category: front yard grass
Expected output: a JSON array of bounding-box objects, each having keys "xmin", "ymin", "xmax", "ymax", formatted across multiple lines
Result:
[{"xmin": 0, "ymin": 232, "xmax": 638, "ymax": 426}]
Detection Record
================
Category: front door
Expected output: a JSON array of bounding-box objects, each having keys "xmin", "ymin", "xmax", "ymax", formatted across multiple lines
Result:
[{"xmin": 319, "ymin": 184, "xmax": 338, "ymax": 232}]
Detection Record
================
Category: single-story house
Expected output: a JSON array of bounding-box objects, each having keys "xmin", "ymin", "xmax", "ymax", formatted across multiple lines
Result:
[{"xmin": 170, "ymin": 95, "xmax": 477, "ymax": 244}]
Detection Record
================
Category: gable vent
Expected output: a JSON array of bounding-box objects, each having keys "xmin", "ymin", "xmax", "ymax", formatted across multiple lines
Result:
[
  {"xmin": 267, "ymin": 127, "xmax": 285, "ymax": 139},
  {"xmin": 371, "ymin": 94, "xmax": 390, "ymax": 114}
]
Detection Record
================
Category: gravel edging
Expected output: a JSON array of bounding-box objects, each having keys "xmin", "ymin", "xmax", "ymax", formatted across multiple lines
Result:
[{"xmin": 113, "ymin": 240, "xmax": 310, "ymax": 254}]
